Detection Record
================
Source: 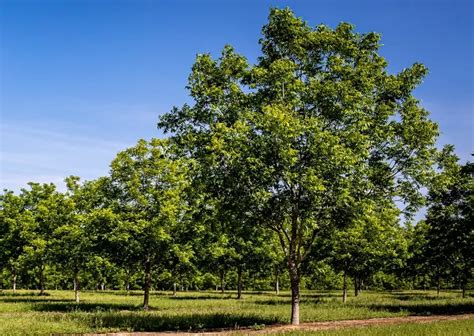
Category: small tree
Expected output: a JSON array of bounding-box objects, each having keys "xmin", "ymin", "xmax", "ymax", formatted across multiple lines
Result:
[
  {"xmin": 0, "ymin": 190, "xmax": 32, "ymax": 292},
  {"xmin": 110, "ymin": 138, "xmax": 190, "ymax": 309},
  {"xmin": 424, "ymin": 146, "xmax": 473, "ymax": 297},
  {"xmin": 20, "ymin": 183, "xmax": 74, "ymax": 295}
]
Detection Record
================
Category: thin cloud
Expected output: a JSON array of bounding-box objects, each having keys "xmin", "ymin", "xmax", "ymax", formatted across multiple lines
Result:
[{"xmin": 0, "ymin": 123, "xmax": 134, "ymax": 192}]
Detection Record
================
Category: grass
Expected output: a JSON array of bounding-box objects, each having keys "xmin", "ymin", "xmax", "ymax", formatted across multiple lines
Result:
[
  {"xmin": 276, "ymin": 318, "xmax": 474, "ymax": 335},
  {"xmin": 0, "ymin": 289, "xmax": 472, "ymax": 335}
]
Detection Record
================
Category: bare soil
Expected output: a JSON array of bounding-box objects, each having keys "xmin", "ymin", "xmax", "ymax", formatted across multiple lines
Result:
[{"xmin": 82, "ymin": 313, "xmax": 474, "ymax": 336}]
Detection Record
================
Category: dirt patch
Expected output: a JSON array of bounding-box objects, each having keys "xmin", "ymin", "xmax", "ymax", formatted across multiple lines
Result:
[{"xmin": 82, "ymin": 313, "xmax": 474, "ymax": 336}]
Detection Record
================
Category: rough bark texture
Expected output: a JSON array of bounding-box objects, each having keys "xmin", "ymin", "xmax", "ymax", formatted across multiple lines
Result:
[
  {"xmin": 143, "ymin": 257, "xmax": 152, "ymax": 310},
  {"xmin": 289, "ymin": 260, "xmax": 300, "ymax": 325}
]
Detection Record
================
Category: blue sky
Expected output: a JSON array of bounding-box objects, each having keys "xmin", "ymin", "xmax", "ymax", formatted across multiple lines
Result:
[{"xmin": 1, "ymin": 0, "xmax": 473, "ymax": 192}]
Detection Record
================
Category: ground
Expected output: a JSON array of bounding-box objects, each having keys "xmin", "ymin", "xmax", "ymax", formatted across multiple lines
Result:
[{"xmin": 0, "ymin": 289, "xmax": 472, "ymax": 335}]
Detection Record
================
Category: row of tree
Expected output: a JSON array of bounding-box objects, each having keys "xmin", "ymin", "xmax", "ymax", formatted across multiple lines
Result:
[{"xmin": 1, "ymin": 8, "xmax": 472, "ymax": 324}]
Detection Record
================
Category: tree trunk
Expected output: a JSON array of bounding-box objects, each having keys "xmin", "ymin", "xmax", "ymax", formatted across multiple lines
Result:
[
  {"xmin": 12, "ymin": 269, "xmax": 17, "ymax": 293},
  {"xmin": 39, "ymin": 264, "xmax": 45, "ymax": 296},
  {"xmin": 143, "ymin": 257, "xmax": 152, "ymax": 310},
  {"xmin": 342, "ymin": 270, "xmax": 348, "ymax": 303},
  {"xmin": 173, "ymin": 282, "xmax": 177, "ymax": 296},
  {"xmin": 289, "ymin": 260, "xmax": 300, "ymax": 325},
  {"xmin": 125, "ymin": 270, "xmax": 131, "ymax": 294},
  {"xmin": 237, "ymin": 266, "xmax": 243, "ymax": 300},
  {"xmin": 220, "ymin": 270, "xmax": 225, "ymax": 294},
  {"xmin": 354, "ymin": 276, "xmax": 359, "ymax": 297},
  {"xmin": 101, "ymin": 282, "xmax": 105, "ymax": 291},
  {"xmin": 437, "ymin": 274, "xmax": 440, "ymax": 296},
  {"xmin": 73, "ymin": 272, "xmax": 80, "ymax": 303},
  {"xmin": 275, "ymin": 267, "xmax": 280, "ymax": 295}
]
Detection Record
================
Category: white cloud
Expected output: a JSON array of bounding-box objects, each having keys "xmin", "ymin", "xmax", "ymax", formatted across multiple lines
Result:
[{"xmin": 0, "ymin": 122, "xmax": 134, "ymax": 192}]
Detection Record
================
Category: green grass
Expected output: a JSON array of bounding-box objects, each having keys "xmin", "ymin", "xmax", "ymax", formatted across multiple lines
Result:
[
  {"xmin": 0, "ymin": 289, "xmax": 472, "ymax": 335},
  {"xmin": 276, "ymin": 318, "xmax": 474, "ymax": 335}
]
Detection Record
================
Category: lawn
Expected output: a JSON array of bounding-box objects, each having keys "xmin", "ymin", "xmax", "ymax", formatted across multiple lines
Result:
[
  {"xmin": 277, "ymin": 318, "xmax": 474, "ymax": 336},
  {"xmin": 0, "ymin": 289, "xmax": 472, "ymax": 335}
]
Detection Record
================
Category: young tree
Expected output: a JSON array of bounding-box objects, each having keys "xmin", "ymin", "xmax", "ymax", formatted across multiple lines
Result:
[
  {"xmin": 109, "ymin": 138, "xmax": 190, "ymax": 309},
  {"xmin": 328, "ymin": 201, "xmax": 406, "ymax": 302},
  {"xmin": 159, "ymin": 8, "xmax": 438, "ymax": 324},
  {"xmin": 20, "ymin": 183, "xmax": 74, "ymax": 295},
  {"xmin": 0, "ymin": 190, "xmax": 32, "ymax": 292},
  {"xmin": 424, "ymin": 147, "xmax": 473, "ymax": 297},
  {"xmin": 52, "ymin": 177, "xmax": 112, "ymax": 302}
]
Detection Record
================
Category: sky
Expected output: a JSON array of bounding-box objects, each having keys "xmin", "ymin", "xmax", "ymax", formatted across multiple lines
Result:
[{"xmin": 1, "ymin": 0, "xmax": 473, "ymax": 192}]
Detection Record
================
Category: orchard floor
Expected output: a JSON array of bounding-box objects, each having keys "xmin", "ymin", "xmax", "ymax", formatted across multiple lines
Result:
[{"xmin": 0, "ymin": 289, "xmax": 472, "ymax": 335}]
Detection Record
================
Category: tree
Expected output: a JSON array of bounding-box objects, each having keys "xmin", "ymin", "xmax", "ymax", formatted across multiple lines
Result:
[
  {"xmin": 0, "ymin": 190, "xmax": 32, "ymax": 292},
  {"xmin": 20, "ymin": 183, "xmax": 74, "ymax": 295},
  {"xmin": 159, "ymin": 8, "xmax": 438, "ymax": 324},
  {"xmin": 327, "ymin": 201, "xmax": 406, "ymax": 302},
  {"xmin": 424, "ymin": 146, "xmax": 473, "ymax": 297},
  {"xmin": 109, "ymin": 138, "xmax": 190, "ymax": 309},
  {"xmin": 51, "ymin": 176, "xmax": 112, "ymax": 302}
]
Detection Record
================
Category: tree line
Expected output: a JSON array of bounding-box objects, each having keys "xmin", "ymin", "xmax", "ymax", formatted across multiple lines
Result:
[{"xmin": 1, "ymin": 8, "xmax": 472, "ymax": 325}]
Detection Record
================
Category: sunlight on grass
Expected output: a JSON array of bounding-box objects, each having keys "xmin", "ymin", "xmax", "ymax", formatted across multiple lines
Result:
[{"xmin": 0, "ymin": 290, "xmax": 472, "ymax": 335}]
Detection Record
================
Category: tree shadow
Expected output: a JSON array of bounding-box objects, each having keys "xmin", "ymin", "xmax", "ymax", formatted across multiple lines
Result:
[
  {"xmin": 392, "ymin": 294, "xmax": 449, "ymax": 301},
  {"xmin": 275, "ymin": 293, "xmax": 341, "ymax": 299},
  {"xmin": 169, "ymin": 295, "xmax": 234, "ymax": 300},
  {"xmin": 88, "ymin": 312, "xmax": 282, "ymax": 332},
  {"xmin": 364, "ymin": 302, "xmax": 474, "ymax": 315},
  {"xmin": 104, "ymin": 291, "xmax": 169, "ymax": 297},
  {"xmin": 0, "ymin": 292, "xmax": 51, "ymax": 297},
  {"xmin": 33, "ymin": 302, "xmax": 141, "ymax": 312},
  {"xmin": 0, "ymin": 297, "xmax": 73, "ymax": 303},
  {"xmin": 253, "ymin": 299, "xmax": 289, "ymax": 306}
]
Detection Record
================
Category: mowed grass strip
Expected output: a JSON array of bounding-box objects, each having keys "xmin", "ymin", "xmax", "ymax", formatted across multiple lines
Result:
[{"xmin": 0, "ymin": 290, "xmax": 472, "ymax": 335}]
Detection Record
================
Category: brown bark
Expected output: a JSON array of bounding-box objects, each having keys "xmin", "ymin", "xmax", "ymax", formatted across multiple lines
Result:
[
  {"xmin": 220, "ymin": 270, "xmax": 225, "ymax": 294},
  {"xmin": 237, "ymin": 266, "xmax": 243, "ymax": 300},
  {"xmin": 354, "ymin": 276, "xmax": 359, "ymax": 297},
  {"xmin": 275, "ymin": 267, "xmax": 280, "ymax": 295},
  {"xmin": 354, "ymin": 276, "xmax": 362, "ymax": 297},
  {"xmin": 143, "ymin": 257, "xmax": 152, "ymax": 310},
  {"xmin": 436, "ymin": 274, "xmax": 440, "ymax": 296},
  {"xmin": 342, "ymin": 270, "xmax": 348, "ymax": 303},
  {"xmin": 289, "ymin": 260, "xmax": 300, "ymax": 325},
  {"xmin": 39, "ymin": 264, "xmax": 45, "ymax": 296}
]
